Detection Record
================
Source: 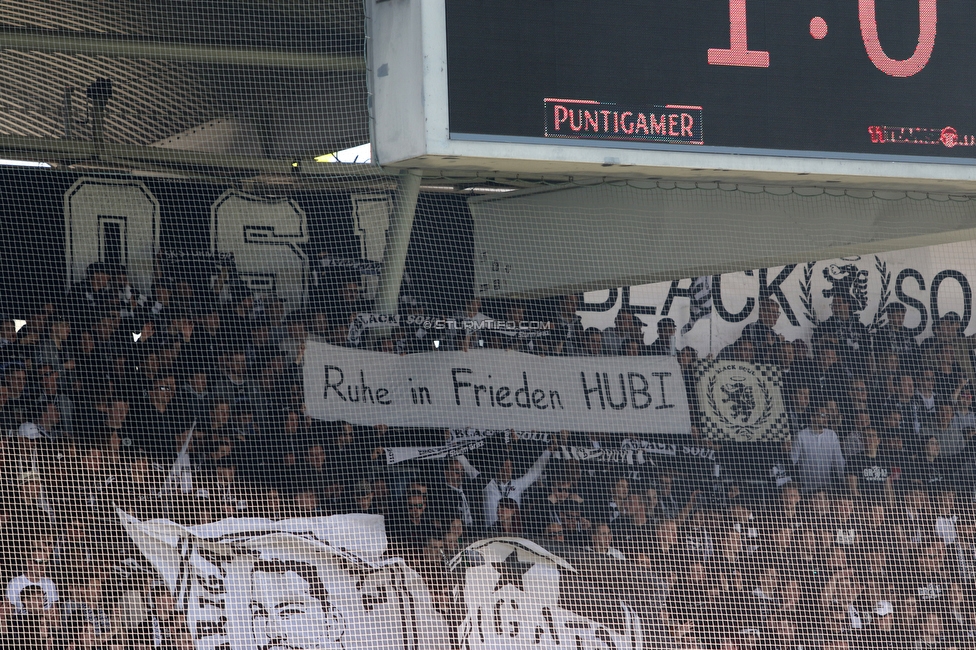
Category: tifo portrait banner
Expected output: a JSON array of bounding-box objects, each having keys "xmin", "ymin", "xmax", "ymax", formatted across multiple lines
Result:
[
  {"xmin": 449, "ymin": 538, "xmax": 646, "ymax": 650},
  {"xmin": 119, "ymin": 511, "xmax": 450, "ymax": 650},
  {"xmin": 694, "ymin": 361, "xmax": 789, "ymax": 442},
  {"xmin": 304, "ymin": 341, "xmax": 690, "ymax": 434}
]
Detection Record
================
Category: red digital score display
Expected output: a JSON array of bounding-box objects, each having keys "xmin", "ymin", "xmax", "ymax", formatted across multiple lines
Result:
[
  {"xmin": 445, "ymin": 0, "xmax": 973, "ymax": 163},
  {"xmin": 706, "ymin": 0, "xmax": 935, "ymax": 77}
]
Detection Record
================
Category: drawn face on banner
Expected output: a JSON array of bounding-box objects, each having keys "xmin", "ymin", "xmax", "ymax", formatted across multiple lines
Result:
[
  {"xmin": 120, "ymin": 513, "xmax": 451, "ymax": 650},
  {"xmin": 454, "ymin": 540, "xmax": 641, "ymax": 650},
  {"xmin": 250, "ymin": 560, "xmax": 346, "ymax": 650}
]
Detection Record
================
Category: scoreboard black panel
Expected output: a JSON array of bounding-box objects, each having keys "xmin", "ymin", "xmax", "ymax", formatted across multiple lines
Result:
[{"xmin": 445, "ymin": 0, "xmax": 976, "ymax": 163}]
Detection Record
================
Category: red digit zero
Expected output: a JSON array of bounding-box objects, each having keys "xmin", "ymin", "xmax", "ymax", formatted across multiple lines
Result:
[
  {"xmin": 710, "ymin": 0, "xmax": 937, "ymax": 77},
  {"xmin": 859, "ymin": 0, "xmax": 937, "ymax": 77}
]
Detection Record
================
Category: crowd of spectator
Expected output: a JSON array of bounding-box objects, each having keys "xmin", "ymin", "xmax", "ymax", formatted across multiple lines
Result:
[{"xmin": 1, "ymin": 258, "xmax": 976, "ymax": 650}]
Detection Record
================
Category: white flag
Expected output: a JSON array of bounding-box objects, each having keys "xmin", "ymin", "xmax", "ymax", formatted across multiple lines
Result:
[
  {"xmin": 682, "ymin": 276, "xmax": 713, "ymax": 335},
  {"xmin": 161, "ymin": 421, "xmax": 196, "ymax": 495},
  {"xmin": 119, "ymin": 511, "xmax": 449, "ymax": 650},
  {"xmin": 449, "ymin": 538, "xmax": 643, "ymax": 650}
]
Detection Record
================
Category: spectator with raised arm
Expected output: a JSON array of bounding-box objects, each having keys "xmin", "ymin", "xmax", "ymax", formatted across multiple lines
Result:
[
  {"xmin": 463, "ymin": 445, "xmax": 551, "ymax": 529},
  {"xmin": 553, "ymin": 295, "xmax": 583, "ymax": 356}
]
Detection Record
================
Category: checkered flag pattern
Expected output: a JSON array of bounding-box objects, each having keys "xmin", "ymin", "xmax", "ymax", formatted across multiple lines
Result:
[{"xmin": 694, "ymin": 360, "xmax": 791, "ymax": 442}]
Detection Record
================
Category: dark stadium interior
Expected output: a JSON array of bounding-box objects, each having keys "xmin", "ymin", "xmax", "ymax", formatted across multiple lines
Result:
[
  {"xmin": 0, "ymin": 0, "xmax": 975, "ymax": 649},
  {"xmin": 0, "ymin": 167, "xmax": 973, "ymax": 648}
]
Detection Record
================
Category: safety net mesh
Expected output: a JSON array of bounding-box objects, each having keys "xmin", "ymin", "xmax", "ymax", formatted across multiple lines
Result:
[{"xmin": 0, "ymin": 2, "xmax": 973, "ymax": 650}]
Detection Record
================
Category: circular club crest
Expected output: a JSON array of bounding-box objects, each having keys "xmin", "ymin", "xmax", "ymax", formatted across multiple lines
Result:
[
  {"xmin": 699, "ymin": 362, "xmax": 782, "ymax": 442},
  {"xmin": 800, "ymin": 255, "xmax": 891, "ymax": 331}
]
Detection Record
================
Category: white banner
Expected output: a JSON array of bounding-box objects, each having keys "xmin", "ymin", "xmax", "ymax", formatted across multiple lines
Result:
[
  {"xmin": 553, "ymin": 443, "xmax": 716, "ymax": 464},
  {"xmin": 119, "ymin": 511, "xmax": 450, "ymax": 650},
  {"xmin": 449, "ymin": 538, "xmax": 643, "ymax": 650},
  {"xmin": 384, "ymin": 429, "xmax": 501, "ymax": 464},
  {"xmin": 385, "ymin": 429, "xmax": 555, "ymax": 465},
  {"xmin": 303, "ymin": 342, "xmax": 690, "ymax": 434},
  {"xmin": 694, "ymin": 362, "xmax": 790, "ymax": 442},
  {"xmin": 581, "ymin": 240, "xmax": 976, "ymax": 355},
  {"xmin": 122, "ymin": 514, "xmax": 652, "ymax": 650}
]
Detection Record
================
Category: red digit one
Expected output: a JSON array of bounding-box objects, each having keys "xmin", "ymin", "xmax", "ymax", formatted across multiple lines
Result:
[
  {"xmin": 708, "ymin": 0, "xmax": 770, "ymax": 68},
  {"xmin": 859, "ymin": 0, "xmax": 937, "ymax": 77}
]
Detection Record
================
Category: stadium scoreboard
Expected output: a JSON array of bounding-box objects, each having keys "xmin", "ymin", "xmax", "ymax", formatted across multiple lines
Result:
[{"xmin": 368, "ymin": 0, "xmax": 976, "ymax": 186}]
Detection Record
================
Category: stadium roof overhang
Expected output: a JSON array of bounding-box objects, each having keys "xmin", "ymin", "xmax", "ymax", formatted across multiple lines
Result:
[
  {"xmin": 7, "ymin": 0, "xmax": 976, "ymax": 303},
  {"xmin": 5, "ymin": 0, "xmax": 976, "ymax": 196},
  {"xmin": 0, "ymin": 2, "xmax": 374, "ymax": 185},
  {"xmin": 0, "ymin": 3, "xmax": 532, "ymax": 192}
]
